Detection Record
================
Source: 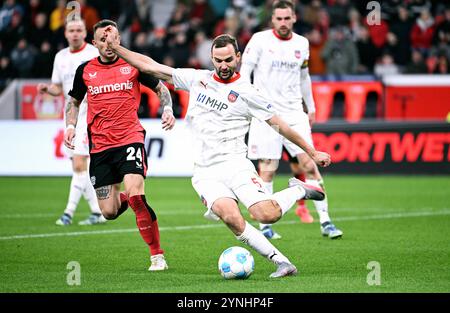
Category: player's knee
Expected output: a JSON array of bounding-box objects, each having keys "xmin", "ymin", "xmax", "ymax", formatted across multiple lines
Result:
[
  {"xmin": 250, "ymin": 201, "xmax": 281, "ymax": 224},
  {"xmin": 72, "ymin": 156, "xmax": 87, "ymax": 172},
  {"xmin": 220, "ymin": 211, "xmax": 242, "ymax": 226}
]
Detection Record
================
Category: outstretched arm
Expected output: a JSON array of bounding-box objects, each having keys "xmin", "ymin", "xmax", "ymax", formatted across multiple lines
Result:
[
  {"xmin": 37, "ymin": 83, "xmax": 63, "ymax": 97},
  {"xmin": 300, "ymin": 66, "xmax": 316, "ymax": 127},
  {"xmin": 266, "ymin": 115, "xmax": 331, "ymax": 167},
  {"xmin": 104, "ymin": 26, "xmax": 174, "ymax": 84}
]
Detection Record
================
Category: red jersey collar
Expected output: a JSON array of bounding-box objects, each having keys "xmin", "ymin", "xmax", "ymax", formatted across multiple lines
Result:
[
  {"xmin": 70, "ymin": 42, "xmax": 87, "ymax": 53},
  {"xmin": 213, "ymin": 72, "xmax": 241, "ymax": 84},
  {"xmin": 272, "ymin": 29, "xmax": 292, "ymax": 41}
]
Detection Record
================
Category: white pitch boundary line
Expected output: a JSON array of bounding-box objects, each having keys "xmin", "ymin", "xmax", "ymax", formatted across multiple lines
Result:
[
  {"xmin": 0, "ymin": 207, "xmax": 443, "ymax": 219},
  {"xmin": 0, "ymin": 209, "xmax": 449, "ymax": 241}
]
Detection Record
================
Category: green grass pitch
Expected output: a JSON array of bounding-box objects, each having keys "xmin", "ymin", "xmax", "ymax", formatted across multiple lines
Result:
[{"xmin": 0, "ymin": 175, "xmax": 449, "ymax": 293}]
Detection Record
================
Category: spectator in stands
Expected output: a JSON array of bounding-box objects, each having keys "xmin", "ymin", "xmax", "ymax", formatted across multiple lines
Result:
[
  {"xmin": 407, "ymin": 0, "xmax": 432, "ymax": 19},
  {"xmin": 191, "ymin": 30, "xmax": 214, "ymax": 70},
  {"xmin": 0, "ymin": 7, "xmax": 25, "ymax": 53},
  {"xmin": 404, "ymin": 48, "xmax": 428, "ymax": 73},
  {"xmin": 27, "ymin": 12, "xmax": 53, "ymax": 50},
  {"xmin": 364, "ymin": 6, "xmax": 389, "ymax": 52},
  {"xmin": 388, "ymin": 5, "xmax": 414, "ymax": 66},
  {"xmin": 209, "ymin": 0, "xmax": 229, "ymax": 19},
  {"xmin": 305, "ymin": 28, "xmax": 326, "ymax": 75},
  {"xmin": 374, "ymin": 51, "xmax": 400, "ymax": 78},
  {"xmin": 0, "ymin": 0, "xmax": 24, "ymax": 31},
  {"xmin": 166, "ymin": 2, "xmax": 190, "ymax": 44},
  {"xmin": 147, "ymin": 27, "xmax": 167, "ymax": 64},
  {"xmin": 355, "ymin": 25, "xmax": 378, "ymax": 74},
  {"xmin": 0, "ymin": 56, "xmax": 16, "ymax": 92},
  {"xmin": 131, "ymin": 31, "xmax": 151, "ymax": 55},
  {"xmin": 166, "ymin": 32, "xmax": 190, "ymax": 68},
  {"xmin": 78, "ymin": 0, "xmax": 100, "ymax": 40},
  {"xmin": 301, "ymin": 0, "xmax": 322, "ymax": 29},
  {"xmin": 32, "ymin": 40, "xmax": 54, "ymax": 78},
  {"xmin": 432, "ymin": 52, "xmax": 450, "ymax": 74},
  {"xmin": 49, "ymin": 0, "xmax": 66, "ymax": 32},
  {"xmin": 410, "ymin": 8, "xmax": 436, "ymax": 56},
  {"xmin": 327, "ymin": 0, "xmax": 353, "ymax": 27},
  {"xmin": 348, "ymin": 8, "xmax": 364, "ymax": 42},
  {"xmin": 10, "ymin": 38, "xmax": 37, "ymax": 77},
  {"xmin": 321, "ymin": 26, "xmax": 359, "ymax": 75},
  {"xmin": 190, "ymin": 0, "xmax": 216, "ymax": 34},
  {"xmin": 432, "ymin": 5, "xmax": 450, "ymax": 58}
]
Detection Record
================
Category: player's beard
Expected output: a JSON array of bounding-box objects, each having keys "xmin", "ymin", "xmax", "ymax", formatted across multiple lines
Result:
[
  {"xmin": 277, "ymin": 26, "xmax": 292, "ymax": 38},
  {"xmin": 216, "ymin": 68, "xmax": 234, "ymax": 81}
]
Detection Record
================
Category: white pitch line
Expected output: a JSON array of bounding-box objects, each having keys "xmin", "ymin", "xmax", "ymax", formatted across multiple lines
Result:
[
  {"xmin": 0, "ymin": 210, "xmax": 449, "ymax": 241},
  {"xmin": 0, "ymin": 207, "xmax": 443, "ymax": 219}
]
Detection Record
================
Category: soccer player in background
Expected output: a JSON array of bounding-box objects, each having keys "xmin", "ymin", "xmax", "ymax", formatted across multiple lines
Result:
[
  {"xmin": 65, "ymin": 20, "xmax": 175, "ymax": 271},
  {"xmin": 104, "ymin": 25, "xmax": 331, "ymax": 277},
  {"xmin": 37, "ymin": 19, "xmax": 106, "ymax": 226},
  {"xmin": 240, "ymin": 0, "xmax": 343, "ymax": 239}
]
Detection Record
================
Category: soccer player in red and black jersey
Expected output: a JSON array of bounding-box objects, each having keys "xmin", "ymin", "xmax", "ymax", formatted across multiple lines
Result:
[{"xmin": 64, "ymin": 19, "xmax": 175, "ymax": 271}]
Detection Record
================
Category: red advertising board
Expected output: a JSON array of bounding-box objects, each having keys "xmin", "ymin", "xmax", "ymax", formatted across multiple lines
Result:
[{"xmin": 383, "ymin": 75, "xmax": 450, "ymax": 121}]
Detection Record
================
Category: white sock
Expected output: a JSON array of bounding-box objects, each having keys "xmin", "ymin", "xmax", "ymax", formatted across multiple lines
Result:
[
  {"xmin": 271, "ymin": 186, "xmax": 305, "ymax": 216},
  {"xmin": 260, "ymin": 181, "xmax": 274, "ymax": 229},
  {"xmin": 306, "ymin": 179, "xmax": 330, "ymax": 224},
  {"xmin": 236, "ymin": 221, "xmax": 290, "ymax": 265},
  {"xmin": 64, "ymin": 171, "xmax": 85, "ymax": 217},
  {"xmin": 83, "ymin": 174, "xmax": 102, "ymax": 215}
]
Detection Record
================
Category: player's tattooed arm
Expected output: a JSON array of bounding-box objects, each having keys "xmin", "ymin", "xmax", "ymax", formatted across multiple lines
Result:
[
  {"xmin": 63, "ymin": 97, "xmax": 81, "ymax": 149},
  {"xmin": 96, "ymin": 186, "xmax": 112, "ymax": 200},
  {"xmin": 154, "ymin": 81, "xmax": 173, "ymax": 111},
  {"xmin": 154, "ymin": 81, "xmax": 176, "ymax": 131},
  {"xmin": 65, "ymin": 97, "xmax": 81, "ymax": 128}
]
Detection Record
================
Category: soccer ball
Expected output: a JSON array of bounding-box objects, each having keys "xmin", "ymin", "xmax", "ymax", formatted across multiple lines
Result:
[{"xmin": 218, "ymin": 246, "xmax": 254, "ymax": 279}]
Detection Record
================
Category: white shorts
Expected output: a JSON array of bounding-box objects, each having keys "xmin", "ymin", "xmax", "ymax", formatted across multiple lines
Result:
[
  {"xmin": 64, "ymin": 113, "xmax": 89, "ymax": 158},
  {"xmin": 247, "ymin": 114, "xmax": 313, "ymax": 160},
  {"xmin": 191, "ymin": 157, "xmax": 270, "ymax": 221}
]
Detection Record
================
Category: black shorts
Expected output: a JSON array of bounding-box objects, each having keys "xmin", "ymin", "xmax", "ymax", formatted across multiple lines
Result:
[{"xmin": 89, "ymin": 143, "xmax": 148, "ymax": 189}]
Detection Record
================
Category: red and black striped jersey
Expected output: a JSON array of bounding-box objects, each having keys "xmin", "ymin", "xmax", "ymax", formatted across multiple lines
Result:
[{"xmin": 69, "ymin": 56, "xmax": 159, "ymax": 154}]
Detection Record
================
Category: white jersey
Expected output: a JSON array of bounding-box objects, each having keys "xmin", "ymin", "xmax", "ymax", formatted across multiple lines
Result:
[
  {"xmin": 51, "ymin": 43, "xmax": 99, "ymax": 119},
  {"xmin": 172, "ymin": 69, "xmax": 275, "ymax": 167},
  {"xmin": 241, "ymin": 29, "xmax": 309, "ymax": 124}
]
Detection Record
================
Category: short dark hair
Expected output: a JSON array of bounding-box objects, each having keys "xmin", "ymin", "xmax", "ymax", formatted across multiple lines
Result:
[
  {"xmin": 211, "ymin": 34, "xmax": 239, "ymax": 54},
  {"xmin": 93, "ymin": 19, "xmax": 117, "ymax": 34},
  {"xmin": 272, "ymin": 0, "xmax": 295, "ymax": 13}
]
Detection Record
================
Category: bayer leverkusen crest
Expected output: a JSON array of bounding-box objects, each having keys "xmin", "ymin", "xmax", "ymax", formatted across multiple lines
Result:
[
  {"xmin": 295, "ymin": 50, "xmax": 301, "ymax": 59},
  {"xmin": 228, "ymin": 90, "xmax": 239, "ymax": 103}
]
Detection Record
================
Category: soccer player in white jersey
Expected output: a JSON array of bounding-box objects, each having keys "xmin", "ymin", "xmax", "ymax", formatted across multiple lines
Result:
[
  {"xmin": 240, "ymin": 0, "xmax": 343, "ymax": 239},
  {"xmin": 104, "ymin": 26, "xmax": 331, "ymax": 277},
  {"xmin": 37, "ymin": 19, "xmax": 106, "ymax": 226}
]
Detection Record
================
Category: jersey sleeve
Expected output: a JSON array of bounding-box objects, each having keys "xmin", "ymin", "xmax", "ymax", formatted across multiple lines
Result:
[
  {"xmin": 172, "ymin": 68, "xmax": 202, "ymax": 91},
  {"xmin": 68, "ymin": 62, "xmax": 88, "ymax": 102},
  {"xmin": 242, "ymin": 84, "xmax": 275, "ymax": 122},
  {"xmin": 51, "ymin": 54, "xmax": 61, "ymax": 85},
  {"xmin": 301, "ymin": 39, "xmax": 310, "ymax": 69},
  {"xmin": 138, "ymin": 71, "xmax": 160, "ymax": 90},
  {"xmin": 242, "ymin": 35, "xmax": 261, "ymax": 67}
]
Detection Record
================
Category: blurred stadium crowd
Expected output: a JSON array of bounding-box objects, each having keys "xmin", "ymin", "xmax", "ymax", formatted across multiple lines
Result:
[{"xmin": 1, "ymin": 0, "xmax": 449, "ymax": 94}]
